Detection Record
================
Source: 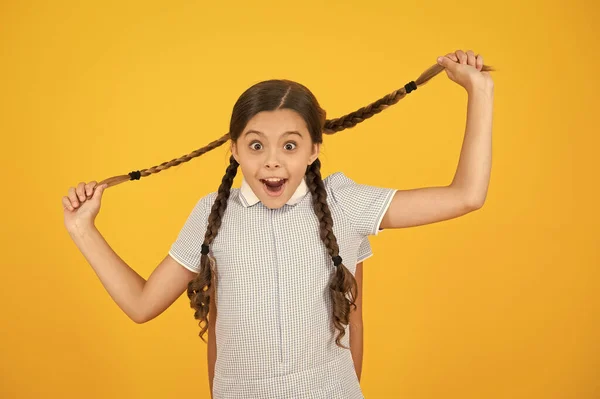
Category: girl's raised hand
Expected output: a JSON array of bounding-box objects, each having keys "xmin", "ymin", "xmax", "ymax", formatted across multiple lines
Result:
[
  {"xmin": 437, "ymin": 49, "xmax": 493, "ymax": 92},
  {"xmin": 62, "ymin": 181, "xmax": 108, "ymax": 234}
]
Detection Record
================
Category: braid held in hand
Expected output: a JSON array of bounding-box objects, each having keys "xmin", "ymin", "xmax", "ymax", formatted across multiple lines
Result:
[
  {"xmin": 94, "ymin": 62, "xmax": 493, "ymax": 189},
  {"xmin": 88, "ymin": 58, "xmax": 494, "ymax": 348}
]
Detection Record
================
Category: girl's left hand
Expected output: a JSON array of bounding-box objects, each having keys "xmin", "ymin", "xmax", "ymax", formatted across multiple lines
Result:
[{"xmin": 437, "ymin": 50, "xmax": 493, "ymax": 92}]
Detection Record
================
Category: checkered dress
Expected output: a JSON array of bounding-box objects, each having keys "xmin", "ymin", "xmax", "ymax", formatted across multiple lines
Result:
[{"xmin": 169, "ymin": 172, "xmax": 397, "ymax": 398}]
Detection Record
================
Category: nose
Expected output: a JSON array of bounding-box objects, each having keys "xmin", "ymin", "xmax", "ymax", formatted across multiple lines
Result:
[
  {"xmin": 264, "ymin": 150, "xmax": 281, "ymax": 169},
  {"xmin": 265, "ymin": 160, "xmax": 280, "ymax": 169}
]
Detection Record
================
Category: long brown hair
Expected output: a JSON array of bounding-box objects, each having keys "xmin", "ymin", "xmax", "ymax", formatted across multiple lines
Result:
[{"xmin": 96, "ymin": 62, "xmax": 494, "ymax": 348}]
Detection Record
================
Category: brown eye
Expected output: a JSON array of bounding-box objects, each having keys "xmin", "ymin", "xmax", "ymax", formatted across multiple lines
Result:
[
  {"xmin": 284, "ymin": 142, "xmax": 297, "ymax": 151},
  {"xmin": 250, "ymin": 142, "xmax": 263, "ymax": 151}
]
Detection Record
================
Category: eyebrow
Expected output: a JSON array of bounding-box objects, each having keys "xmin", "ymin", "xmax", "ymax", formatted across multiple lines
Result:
[{"xmin": 243, "ymin": 130, "xmax": 304, "ymax": 139}]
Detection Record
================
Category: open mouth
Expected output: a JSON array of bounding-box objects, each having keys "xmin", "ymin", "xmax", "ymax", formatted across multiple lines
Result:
[{"xmin": 260, "ymin": 178, "xmax": 288, "ymax": 197}]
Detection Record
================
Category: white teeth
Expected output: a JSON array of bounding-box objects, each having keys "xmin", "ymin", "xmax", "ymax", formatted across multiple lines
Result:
[{"xmin": 263, "ymin": 178, "xmax": 284, "ymax": 182}]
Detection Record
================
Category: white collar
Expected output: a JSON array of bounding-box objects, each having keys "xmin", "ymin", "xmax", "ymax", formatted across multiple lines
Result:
[{"xmin": 239, "ymin": 177, "xmax": 308, "ymax": 207}]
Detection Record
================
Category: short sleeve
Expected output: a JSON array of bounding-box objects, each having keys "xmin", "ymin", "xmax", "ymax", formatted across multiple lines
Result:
[
  {"xmin": 356, "ymin": 236, "xmax": 373, "ymax": 263},
  {"xmin": 326, "ymin": 172, "xmax": 397, "ymax": 237},
  {"xmin": 168, "ymin": 193, "xmax": 215, "ymax": 273}
]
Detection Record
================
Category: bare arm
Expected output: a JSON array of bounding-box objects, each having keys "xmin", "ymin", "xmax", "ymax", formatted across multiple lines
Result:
[
  {"xmin": 208, "ymin": 297, "xmax": 217, "ymax": 398},
  {"xmin": 69, "ymin": 225, "xmax": 197, "ymax": 323},
  {"xmin": 380, "ymin": 83, "xmax": 494, "ymax": 229},
  {"xmin": 349, "ymin": 261, "xmax": 364, "ymax": 382},
  {"xmin": 139, "ymin": 254, "xmax": 197, "ymax": 322}
]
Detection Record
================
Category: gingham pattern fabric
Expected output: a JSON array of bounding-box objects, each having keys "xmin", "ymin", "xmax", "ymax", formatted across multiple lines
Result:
[{"xmin": 169, "ymin": 172, "xmax": 397, "ymax": 399}]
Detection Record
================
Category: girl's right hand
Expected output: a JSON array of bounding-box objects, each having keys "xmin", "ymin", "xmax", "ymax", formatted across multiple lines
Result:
[{"xmin": 62, "ymin": 181, "xmax": 108, "ymax": 234}]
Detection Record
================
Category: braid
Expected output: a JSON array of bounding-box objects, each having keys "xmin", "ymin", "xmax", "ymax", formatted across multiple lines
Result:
[
  {"xmin": 96, "ymin": 133, "xmax": 230, "ymax": 188},
  {"xmin": 186, "ymin": 155, "xmax": 239, "ymax": 343},
  {"xmin": 306, "ymin": 158, "xmax": 358, "ymax": 349},
  {"xmin": 323, "ymin": 63, "xmax": 493, "ymax": 134},
  {"xmin": 93, "ymin": 62, "xmax": 493, "ymax": 190},
  {"xmin": 85, "ymin": 60, "xmax": 494, "ymax": 347}
]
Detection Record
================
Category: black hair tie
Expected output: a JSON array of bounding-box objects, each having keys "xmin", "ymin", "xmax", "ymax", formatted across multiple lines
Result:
[
  {"xmin": 332, "ymin": 255, "xmax": 343, "ymax": 267},
  {"xmin": 201, "ymin": 244, "xmax": 210, "ymax": 255},
  {"xmin": 129, "ymin": 170, "xmax": 141, "ymax": 181},
  {"xmin": 404, "ymin": 81, "xmax": 417, "ymax": 94}
]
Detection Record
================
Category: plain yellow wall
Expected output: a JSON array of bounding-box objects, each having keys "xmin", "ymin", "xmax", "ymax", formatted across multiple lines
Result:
[{"xmin": 1, "ymin": 1, "xmax": 598, "ymax": 398}]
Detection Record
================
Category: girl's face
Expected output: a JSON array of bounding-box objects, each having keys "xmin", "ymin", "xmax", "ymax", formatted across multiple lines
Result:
[{"xmin": 231, "ymin": 109, "xmax": 320, "ymax": 210}]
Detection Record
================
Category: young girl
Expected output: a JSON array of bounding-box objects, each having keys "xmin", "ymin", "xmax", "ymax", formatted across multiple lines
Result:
[{"xmin": 62, "ymin": 49, "xmax": 494, "ymax": 398}]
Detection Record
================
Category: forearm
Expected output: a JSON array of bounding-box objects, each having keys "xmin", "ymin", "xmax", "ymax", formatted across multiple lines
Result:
[
  {"xmin": 208, "ymin": 316, "xmax": 216, "ymax": 398},
  {"xmin": 349, "ymin": 321, "xmax": 363, "ymax": 382},
  {"xmin": 450, "ymin": 83, "xmax": 494, "ymax": 206},
  {"xmin": 69, "ymin": 225, "xmax": 146, "ymax": 322}
]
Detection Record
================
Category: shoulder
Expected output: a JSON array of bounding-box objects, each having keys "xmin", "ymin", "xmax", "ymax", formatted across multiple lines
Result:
[
  {"xmin": 322, "ymin": 171, "xmax": 364, "ymax": 203},
  {"xmin": 188, "ymin": 191, "xmax": 219, "ymax": 216},
  {"xmin": 190, "ymin": 187, "xmax": 245, "ymax": 217},
  {"xmin": 322, "ymin": 171, "xmax": 356, "ymax": 191},
  {"xmin": 321, "ymin": 171, "xmax": 398, "ymax": 236},
  {"xmin": 202, "ymin": 191, "xmax": 219, "ymax": 206}
]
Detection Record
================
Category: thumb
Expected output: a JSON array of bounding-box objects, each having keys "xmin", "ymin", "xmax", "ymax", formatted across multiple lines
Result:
[
  {"xmin": 92, "ymin": 183, "xmax": 108, "ymax": 201},
  {"xmin": 437, "ymin": 56, "xmax": 456, "ymax": 70}
]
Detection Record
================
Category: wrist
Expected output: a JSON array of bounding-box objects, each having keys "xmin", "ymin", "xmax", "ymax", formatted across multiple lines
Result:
[
  {"xmin": 68, "ymin": 221, "xmax": 97, "ymax": 239},
  {"xmin": 466, "ymin": 78, "xmax": 494, "ymax": 96}
]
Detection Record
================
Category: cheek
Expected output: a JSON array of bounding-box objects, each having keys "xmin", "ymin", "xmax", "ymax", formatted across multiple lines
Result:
[
  {"xmin": 237, "ymin": 150, "xmax": 256, "ymax": 166},
  {"xmin": 238, "ymin": 161, "xmax": 257, "ymax": 178},
  {"xmin": 288, "ymin": 157, "xmax": 310, "ymax": 175}
]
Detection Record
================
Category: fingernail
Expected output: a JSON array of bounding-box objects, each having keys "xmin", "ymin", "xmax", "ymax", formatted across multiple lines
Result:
[{"xmin": 437, "ymin": 57, "xmax": 443, "ymax": 64}]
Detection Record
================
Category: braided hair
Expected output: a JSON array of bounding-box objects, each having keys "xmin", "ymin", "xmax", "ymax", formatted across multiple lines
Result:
[{"xmin": 96, "ymin": 61, "xmax": 494, "ymax": 346}]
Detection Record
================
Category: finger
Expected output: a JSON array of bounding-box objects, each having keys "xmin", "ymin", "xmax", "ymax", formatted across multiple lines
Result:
[
  {"xmin": 455, "ymin": 50, "xmax": 467, "ymax": 64},
  {"xmin": 76, "ymin": 182, "xmax": 87, "ymax": 202},
  {"xmin": 476, "ymin": 54, "xmax": 484, "ymax": 71},
  {"xmin": 466, "ymin": 50, "xmax": 476, "ymax": 66},
  {"xmin": 62, "ymin": 197, "xmax": 74, "ymax": 211},
  {"xmin": 437, "ymin": 55, "xmax": 456, "ymax": 71},
  {"xmin": 68, "ymin": 187, "xmax": 80, "ymax": 208},
  {"xmin": 446, "ymin": 52, "xmax": 459, "ymax": 62},
  {"xmin": 92, "ymin": 183, "xmax": 108, "ymax": 201},
  {"xmin": 85, "ymin": 181, "xmax": 97, "ymax": 198}
]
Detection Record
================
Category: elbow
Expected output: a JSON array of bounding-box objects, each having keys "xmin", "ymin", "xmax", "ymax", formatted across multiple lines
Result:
[
  {"xmin": 131, "ymin": 314, "xmax": 146, "ymax": 324},
  {"xmin": 130, "ymin": 309, "xmax": 149, "ymax": 324},
  {"xmin": 464, "ymin": 194, "xmax": 486, "ymax": 211},
  {"xmin": 452, "ymin": 183, "xmax": 487, "ymax": 211},
  {"xmin": 461, "ymin": 186, "xmax": 488, "ymax": 211}
]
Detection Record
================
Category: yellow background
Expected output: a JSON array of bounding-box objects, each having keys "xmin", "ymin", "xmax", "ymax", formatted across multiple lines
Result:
[{"xmin": 1, "ymin": 0, "xmax": 598, "ymax": 398}]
